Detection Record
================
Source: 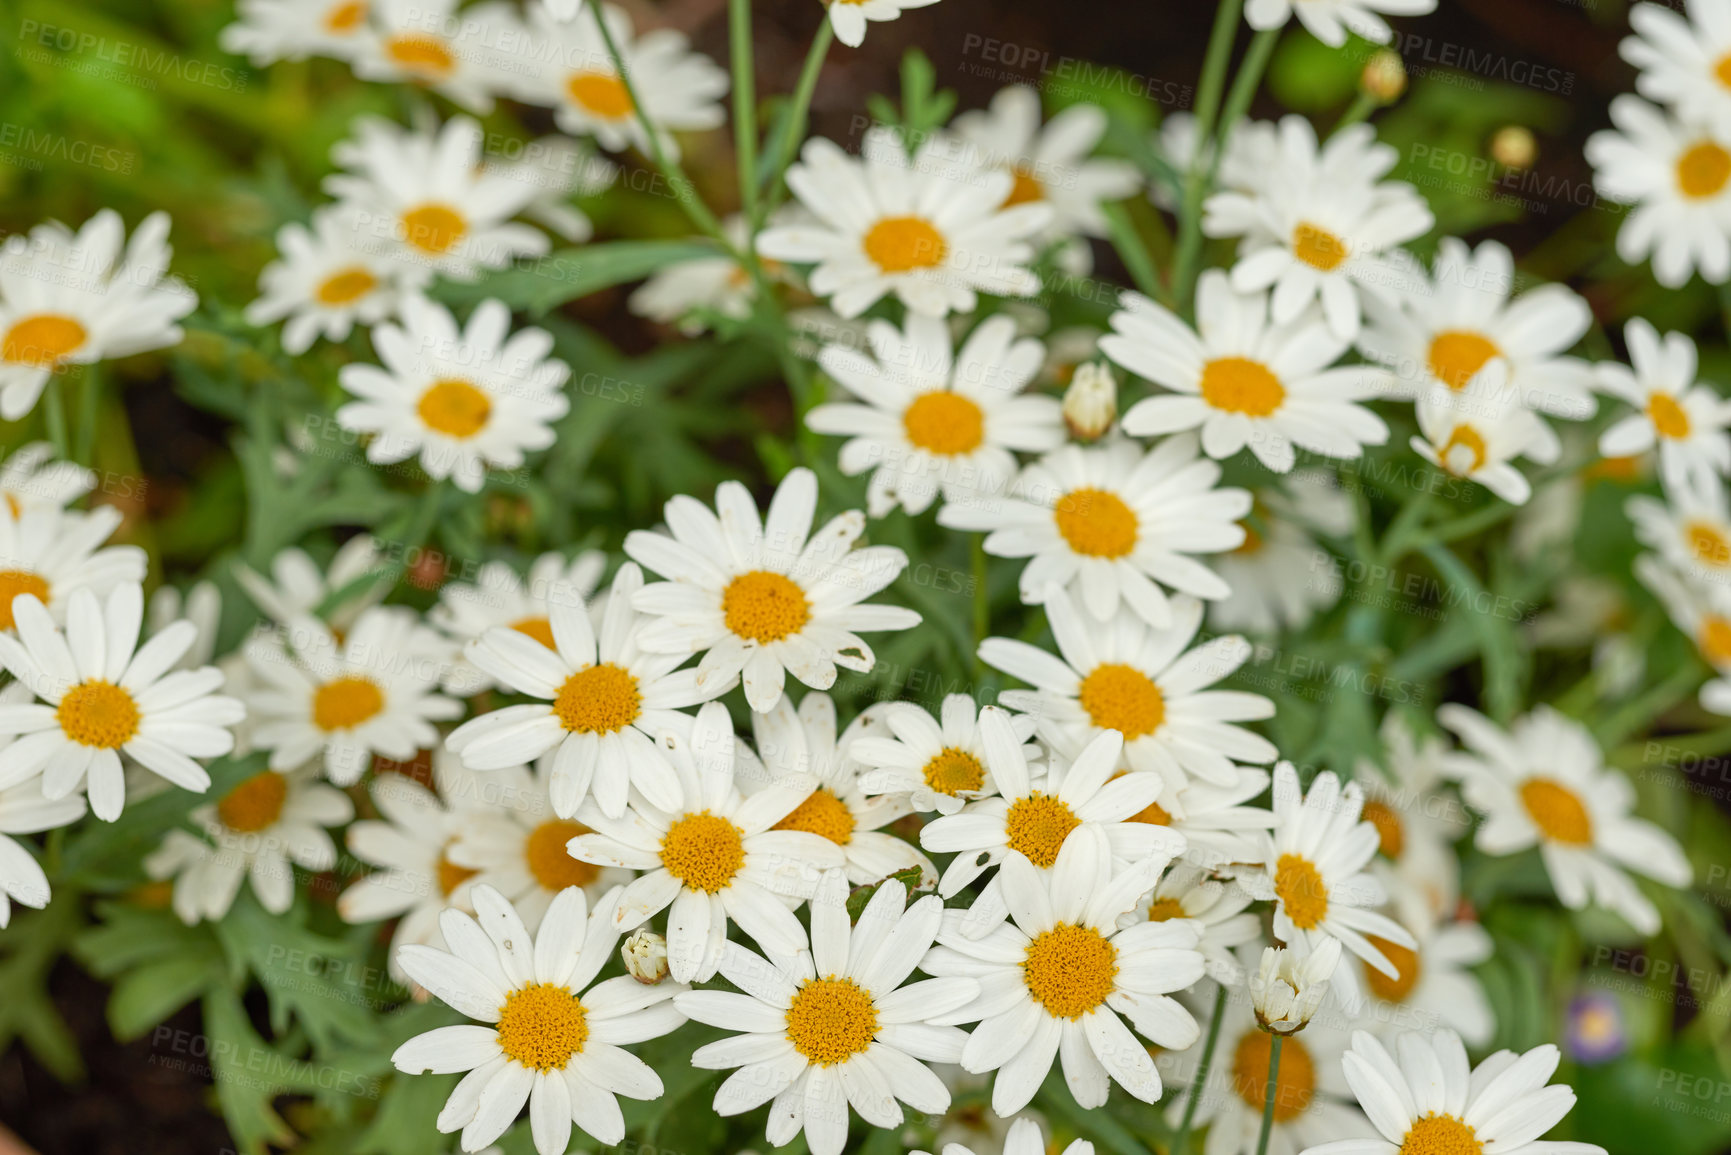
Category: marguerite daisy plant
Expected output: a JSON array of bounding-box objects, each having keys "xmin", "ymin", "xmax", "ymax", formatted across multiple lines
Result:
[
  {"xmin": 851, "ymin": 692, "xmax": 1037, "ymax": 816},
  {"xmin": 1595, "ymin": 317, "xmax": 1731, "ymax": 492}
]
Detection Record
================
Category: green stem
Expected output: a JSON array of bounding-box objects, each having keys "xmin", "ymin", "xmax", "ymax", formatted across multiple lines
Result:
[
  {"xmin": 1254, "ymin": 1033, "xmax": 1284, "ymax": 1155},
  {"xmin": 1173, "ymin": 984, "xmax": 1230, "ymax": 1155},
  {"xmin": 1331, "ymin": 90, "xmax": 1379, "ymax": 136},
  {"xmin": 759, "ymin": 19, "xmax": 834, "ymax": 223},
  {"xmin": 1212, "ymin": 26, "xmax": 1279, "ymax": 174},
  {"xmin": 971, "ymin": 534, "xmax": 989, "ymax": 677},
  {"xmin": 1171, "ymin": 0, "xmax": 1243, "ymax": 310},
  {"xmin": 1102, "ymin": 201, "xmax": 1165, "ymax": 303},
  {"xmin": 44, "ymin": 384, "xmax": 69, "ymax": 462},
  {"xmin": 74, "ymin": 363, "xmax": 102, "ymax": 467},
  {"xmin": 729, "ymin": 0, "xmax": 759, "ymax": 224}
]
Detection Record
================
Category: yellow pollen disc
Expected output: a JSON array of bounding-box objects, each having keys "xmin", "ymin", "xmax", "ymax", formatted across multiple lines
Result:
[
  {"xmin": 772, "ymin": 787, "xmax": 856, "ymax": 845},
  {"xmin": 1399, "ymin": 1113, "xmax": 1485, "ymax": 1155},
  {"xmin": 567, "ymin": 71, "xmax": 634, "ymax": 118},
  {"xmin": 922, "ymin": 747, "xmax": 986, "ymax": 796},
  {"xmin": 1054, "ymin": 487, "xmax": 1139, "ymax": 558},
  {"xmin": 1700, "ymin": 616, "xmax": 1731, "ymax": 665},
  {"xmin": 552, "ymin": 663, "xmax": 642, "ymax": 734},
  {"xmin": 903, "ymin": 391, "xmax": 986, "ymax": 456},
  {"xmin": 722, "ymin": 570, "xmax": 811, "ymax": 643},
  {"xmin": 1146, "ymin": 897, "xmax": 1186, "ymax": 922},
  {"xmin": 1438, "ymin": 425, "xmax": 1488, "ymax": 474},
  {"xmin": 3, "ymin": 314, "xmax": 87, "ymax": 368},
  {"xmin": 216, "ymin": 772, "xmax": 289, "ymax": 833},
  {"xmin": 324, "ymin": 0, "xmax": 368, "ymax": 33},
  {"xmin": 400, "ymin": 203, "xmax": 468, "ymax": 255},
  {"xmin": 312, "ymin": 675, "xmax": 385, "ymax": 732},
  {"xmin": 526, "ymin": 819, "xmax": 600, "ymax": 891},
  {"xmin": 496, "ymin": 983, "xmax": 589, "ymax": 1071},
  {"xmin": 1021, "ymin": 922, "xmax": 1117, "ymax": 1018},
  {"xmin": 1426, "ymin": 330, "xmax": 1500, "ymax": 390},
  {"xmin": 784, "ymin": 975, "xmax": 879, "ymax": 1065},
  {"xmin": 1292, "ymin": 221, "xmax": 1348, "ymax": 271},
  {"xmin": 1231, "ymin": 1031, "xmax": 1315, "ymax": 1121},
  {"xmin": 1199, "ymin": 356, "xmax": 1285, "ymax": 416},
  {"xmin": 315, "ymin": 266, "xmax": 378, "ymax": 306},
  {"xmin": 1362, "ymin": 799, "xmax": 1405, "ymax": 858},
  {"xmin": 1274, "ymin": 853, "xmax": 1329, "ymax": 929},
  {"xmin": 437, "ymin": 847, "xmax": 477, "ymax": 896},
  {"xmin": 384, "ymin": 33, "xmax": 455, "ymax": 77},
  {"xmin": 1678, "ymin": 141, "xmax": 1731, "ymax": 199},
  {"xmin": 417, "ymin": 379, "xmax": 492, "ymax": 438},
  {"xmin": 1078, "ymin": 663, "xmax": 1166, "ymax": 740},
  {"xmin": 511, "ymin": 615, "xmax": 557, "ymax": 650},
  {"xmin": 862, "ymin": 216, "xmax": 949, "ymax": 273},
  {"xmin": 1718, "ymin": 52, "xmax": 1731, "ymax": 90},
  {"xmin": 1364, "ymin": 935, "xmax": 1421, "ymax": 1003},
  {"xmin": 1648, "ymin": 392, "xmax": 1692, "ymax": 439},
  {"xmin": 1004, "ymin": 166, "xmax": 1044, "ymax": 206},
  {"xmin": 1688, "ymin": 520, "xmax": 1731, "ymax": 566},
  {"xmin": 0, "ymin": 569, "xmax": 49, "ymax": 630},
  {"xmin": 1003, "ymin": 792, "xmax": 1081, "ymax": 868},
  {"xmin": 660, "ymin": 811, "xmax": 746, "ymax": 892},
  {"xmin": 1131, "ymin": 797, "xmax": 1173, "ymax": 826},
  {"xmin": 1519, "ymin": 777, "xmax": 1593, "ymax": 845},
  {"xmin": 57, "ymin": 681, "xmax": 141, "ymax": 749}
]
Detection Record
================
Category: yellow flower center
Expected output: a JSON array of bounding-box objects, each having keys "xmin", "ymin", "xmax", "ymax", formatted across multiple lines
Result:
[
  {"xmin": 1003, "ymin": 791, "xmax": 1081, "ymax": 868},
  {"xmin": 903, "ymin": 391, "xmax": 986, "ymax": 456},
  {"xmin": 772, "ymin": 787, "xmax": 855, "ymax": 845},
  {"xmin": 526, "ymin": 818, "xmax": 601, "ymax": 891},
  {"xmin": 511, "ymin": 615, "xmax": 557, "ymax": 650},
  {"xmin": 1078, "ymin": 663, "xmax": 1165, "ymax": 740},
  {"xmin": 1362, "ymin": 799, "xmax": 1405, "ymax": 858},
  {"xmin": 323, "ymin": 0, "xmax": 368, "ymax": 33},
  {"xmin": 1021, "ymin": 922, "xmax": 1117, "ymax": 1019},
  {"xmin": 3, "ymin": 314, "xmax": 87, "ymax": 368},
  {"xmin": 1677, "ymin": 140, "xmax": 1731, "ymax": 199},
  {"xmin": 1426, "ymin": 330, "xmax": 1500, "ymax": 390},
  {"xmin": 1717, "ymin": 52, "xmax": 1731, "ymax": 90},
  {"xmin": 417, "ymin": 379, "xmax": 492, "ymax": 438},
  {"xmin": 784, "ymin": 976, "xmax": 879, "ymax": 1065},
  {"xmin": 1437, "ymin": 425, "xmax": 1488, "ymax": 474},
  {"xmin": 722, "ymin": 570, "xmax": 811, "ymax": 643},
  {"xmin": 552, "ymin": 664, "xmax": 642, "ymax": 734},
  {"xmin": 1231, "ymin": 1030, "xmax": 1315, "ymax": 1121},
  {"xmin": 312, "ymin": 675, "xmax": 385, "ymax": 732},
  {"xmin": 1199, "ymin": 356, "xmax": 1285, "ymax": 417},
  {"xmin": 400, "ymin": 203, "xmax": 468, "ymax": 256},
  {"xmin": 1292, "ymin": 222, "xmax": 1348, "ymax": 271},
  {"xmin": 660, "ymin": 811, "xmax": 746, "ymax": 892},
  {"xmin": 922, "ymin": 747, "xmax": 986, "ymax": 796},
  {"xmin": 1648, "ymin": 392, "xmax": 1692, "ymax": 439},
  {"xmin": 567, "ymin": 71, "xmax": 634, "ymax": 118},
  {"xmin": 1519, "ymin": 777, "xmax": 1593, "ymax": 845},
  {"xmin": 1274, "ymin": 853, "xmax": 1329, "ymax": 929},
  {"xmin": 314, "ymin": 266, "xmax": 378, "ymax": 306},
  {"xmin": 1399, "ymin": 1113, "xmax": 1485, "ymax": 1155},
  {"xmin": 1131, "ymin": 797, "xmax": 1173, "ymax": 826},
  {"xmin": 384, "ymin": 33, "xmax": 455, "ymax": 78},
  {"xmin": 1363, "ymin": 935, "xmax": 1422, "ymax": 1003},
  {"xmin": 0, "ymin": 569, "xmax": 50, "ymax": 629},
  {"xmin": 1146, "ymin": 897, "xmax": 1186, "ymax": 922},
  {"xmin": 1688, "ymin": 520, "xmax": 1731, "ymax": 566},
  {"xmin": 1054, "ymin": 487, "xmax": 1139, "ymax": 558},
  {"xmin": 1700, "ymin": 615, "xmax": 1731, "ymax": 665},
  {"xmin": 57, "ymin": 681, "xmax": 141, "ymax": 749},
  {"xmin": 1004, "ymin": 166, "xmax": 1044, "ymax": 206},
  {"xmin": 495, "ymin": 983, "xmax": 589, "ymax": 1071},
  {"xmin": 437, "ymin": 848, "xmax": 477, "ymax": 896},
  {"xmin": 216, "ymin": 772, "xmax": 289, "ymax": 833},
  {"xmin": 862, "ymin": 216, "xmax": 949, "ymax": 273}
]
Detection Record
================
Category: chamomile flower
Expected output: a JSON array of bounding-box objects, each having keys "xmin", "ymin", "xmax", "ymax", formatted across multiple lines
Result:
[
  {"xmin": 758, "ymin": 127, "xmax": 1051, "ymax": 319},
  {"xmin": 0, "ymin": 773, "xmax": 85, "ymax": 927},
  {"xmin": 1117, "ymin": 859, "xmax": 1260, "ymax": 984},
  {"xmin": 824, "ymin": 0, "xmax": 941, "ymax": 47},
  {"xmin": 1306, "ymin": 1028, "xmax": 1607, "ymax": 1155},
  {"xmin": 220, "ymin": 0, "xmax": 372, "ymax": 64},
  {"xmin": 1595, "ymin": 318, "xmax": 1731, "ymax": 492},
  {"xmin": 1103, "ymin": 272, "xmax": 1388, "ymax": 473},
  {"xmin": 1350, "ymin": 913, "xmax": 1494, "ymax": 1047},
  {"xmin": 1634, "ymin": 552, "xmax": 1731, "ymax": 712},
  {"xmin": 346, "ymin": 0, "xmax": 521, "ymax": 112},
  {"xmin": 851, "ymin": 693, "xmax": 1037, "ymax": 816},
  {"xmin": 1627, "ymin": 469, "xmax": 1731, "ymax": 588},
  {"xmin": 1620, "ymin": 0, "xmax": 1731, "ymax": 135},
  {"xmin": 146, "ymin": 767, "xmax": 352, "ymax": 922},
  {"xmin": 979, "ymin": 590, "xmax": 1277, "ymax": 789},
  {"xmin": 445, "ymin": 561, "xmax": 715, "ymax": 819},
  {"xmin": 675, "ymin": 872, "xmax": 975, "ymax": 1155},
  {"xmin": 0, "ymin": 586, "xmax": 245, "ymax": 821},
  {"xmin": 624, "ymin": 466, "xmax": 920, "ymax": 713},
  {"xmin": 0, "ymin": 504, "xmax": 146, "ymax": 631},
  {"xmin": 0, "ymin": 210, "xmax": 196, "ymax": 421},
  {"xmin": 1436, "ymin": 704, "xmax": 1691, "ymax": 935},
  {"xmin": 1586, "ymin": 96, "xmax": 1731, "ymax": 288},
  {"xmin": 245, "ymin": 208, "xmax": 405, "ymax": 355},
  {"xmin": 430, "ymin": 550, "xmax": 608, "ymax": 693},
  {"xmin": 244, "ymin": 607, "xmax": 461, "ymax": 786},
  {"xmin": 336, "ymin": 296, "xmax": 571, "ymax": 493},
  {"xmin": 968, "ymin": 437, "xmax": 1242, "ymax": 624},
  {"xmin": 233, "ymin": 536, "xmax": 388, "ymax": 634},
  {"xmin": 1209, "ymin": 469, "xmax": 1354, "ymax": 636},
  {"xmin": 1410, "ymin": 360, "xmax": 1560, "ymax": 505},
  {"xmin": 0, "ymin": 443, "xmax": 95, "ymax": 514},
  {"xmin": 391, "ymin": 885, "xmax": 686, "ymax": 1154},
  {"xmin": 808, "ymin": 313, "xmax": 1065, "ymax": 518},
  {"xmin": 1243, "ymin": 0, "xmax": 1436, "ymax": 47},
  {"xmin": 567, "ymin": 702, "xmax": 846, "ymax": 983},
  {"xmin": 922, "ymin": 826, "xmax": 1205, "ymax": 1115}
]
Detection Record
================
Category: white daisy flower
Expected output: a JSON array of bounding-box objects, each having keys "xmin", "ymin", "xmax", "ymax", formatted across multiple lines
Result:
[
  {"xmin": 980, "ymin": 590, "xmax": 1277, "ymax": 790},
  {"xmin": 245, "ymin": 208, "xmax": 405, "ymax": 355},
  {"xmin": 336, "ymin": 295, "xmax": 571, "ymax": 494},
  {"xmin": 1410, "ymin": 360, "xmax": 1560, "ymax": 505},
  {"xmin": 675, "ymin": 872, "xmax": 975, "ymax": 1155},
  {"xmin": 1204, "ymin": 119, "xmax": 1432, "ymax": 342},
  {"xmin": 446, "ymin": 561, "xmax": 715, "ymax": 819},
  {"xmin": 146, "ymin": 581, "xmax": 223, "ymax": 673},
  {"xmin": 1250, "ymin": 938, "xmax": 1343, "ymax": 1035},
  {"xmin": 391, "ymin": 884, "xmax": 686, "ymax": 1155},
  {"xmin": 1350, "ymin": 913, "xmax": 1494, "ymax": 1048},
  {"xmin": 0, "ymin": 443, "xmax": 96, "ymax": 514},
  {"xmin": 1243, "ymin": 0, "xmax": 1436, "ymax": 47},
  {"xmin": 220, "ymin": 0, "xmax": 371, "ymax": 64},
  {"xmin": 1355, "ymin": 713, "xmax": 1468, "ymax": 932},
  {"xmin": 758, "ymin": 127, "xmax": 1052, "ymax": 319},
  {"xmin": 0, "ymin": 210, "xmax": 195, "ymax": 421},
  {"xmin": 1587, "ymin": 95, "xmax": 1731, "ymax": 288},
  {"xmin": 940, "ymin": 433, "xmax": 1250, "ymax": 627},
  {"xmin": 809, "ymin": 313, "xmax": 1065, "ymax": 519},
  {"xmin": 922, "ymin": 826, "xmax": 1204, "ymax": 1116},
  {"xmin": 0, "ymin": 504, "xmax": 146, "ymax": 632},
  {"xmin": 921, "ymin": 1116, "xmax": 1088, "ymax": 1155},
  {"xmin": 1117, "ymin": 859, "xmax": 1260, "ymax": 984},
  {"xmin": 145, "ymin": 767, "xmax": 352, "ymax": 922},
  {"xmin": 325, "ymin": 116, "xmax": 549, "ymax": 282},
  {"xmin": 851, "ymin": 692, "xmax": 1038, "ymax": 816},
  {"xmin": 1634, "ymin": 552, "xmax": 1731, "ymax": 712},
  {"xmin": 1627, "ymin": 468, "xmax": 1731, "ymax": 588},
  {"xmin": 1305, "ymin": 1028, "xmax": 1607, "ymax": 1155},
  {"xmin": 346, "ymin": 0, "xmax": 521, "ymax": 113},
  {"xmin": 567, "ymin": 702, "xmax": 846, "ymax": 983},
  {"xmin": 1103, "ymin": 272, "xmax": 1389, "ymax": 473},
  {"xmin": 1436, "ymin": 704, "xmax": 1691, "ymax": 935},
  {"xmin": 825, "ymin": 0, "xmax": 941, "ymax": 47},
  {"xmin": 244, "ymin": 607, "xmax": 461, "ymax": 786},
  {"xmin": 0, "ymin": 585, "xmax": 245, "ymax": 821},
  {"xmin": 233, "ymin": 536, "xmax": 389, "ymax": 637},
  {"xmin": 624, "ymin": 466, "xmax": 920, "ymax": 714},
  {"xmin": 1620, "ymin": 0, "xmax": 1731, "ymax": 135},
  {"xmin": 430, "ymin": 549, "xmax": 608, "ymax": 693},
  {"xmin": 1209, "ymin": 470, "xmax": 1354, "ymax": 636},
  {"xmin": 0, "ymin": 735, "xmax": 86, "ymax": 927},
  {"xmin": 1596, "ymin": 317, "xmax": 1731, "ymax": 493}
]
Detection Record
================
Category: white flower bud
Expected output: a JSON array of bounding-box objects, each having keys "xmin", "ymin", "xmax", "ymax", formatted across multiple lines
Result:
[
  {"xmin": 621, "ymin": 928, "xmax": 669, "ymax": 984},
  {"xmin": 1490, "ymin": 126, "xmax": 1537, "ymax": 171},
  {"xmin": 1249, "ymin": 938, "xmax": 1341, "ymax": 1034},
  {"xmin": 1063, "ymin": 362, "xmax": 1117, "ymax": 442}
]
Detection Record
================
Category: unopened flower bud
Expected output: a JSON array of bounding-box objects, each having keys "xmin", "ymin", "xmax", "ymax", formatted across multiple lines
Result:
[
  {"xmin": 1490, "ymin": 126, "xmax": 1536, "ymax": 171},
  {"xmin": 1063, "ymin": 362, "xmax": 1116, "ymax": 441},
  {"xmin": 1361, "ymin": 50, "xmax": 1406, "ymax": 104},
  {"xmin": 622, "ymin": 928, "xmax": 669, "ymax": 984},
  {"xmin": 1250, "ymin": 939, "xmax": 1341, "ymax": 1034}
]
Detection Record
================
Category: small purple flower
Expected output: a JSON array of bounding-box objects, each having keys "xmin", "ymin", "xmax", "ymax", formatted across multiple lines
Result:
[{"xmin": 1567, "ymin": 990, "xmax": 1627, "ymax": 1064}]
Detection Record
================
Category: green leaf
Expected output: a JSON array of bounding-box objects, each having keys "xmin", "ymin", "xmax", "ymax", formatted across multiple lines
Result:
[
  {"xmin": 846, "ymin": 866, "xmax": 926, "ymax": 920},
  {"xmin": 434, "ymin": 240, "xmax": 723, "ymax": 315},
  {"xmin": 107, "ymin": 953, "xmax": 227, "ymax": 1041}
]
